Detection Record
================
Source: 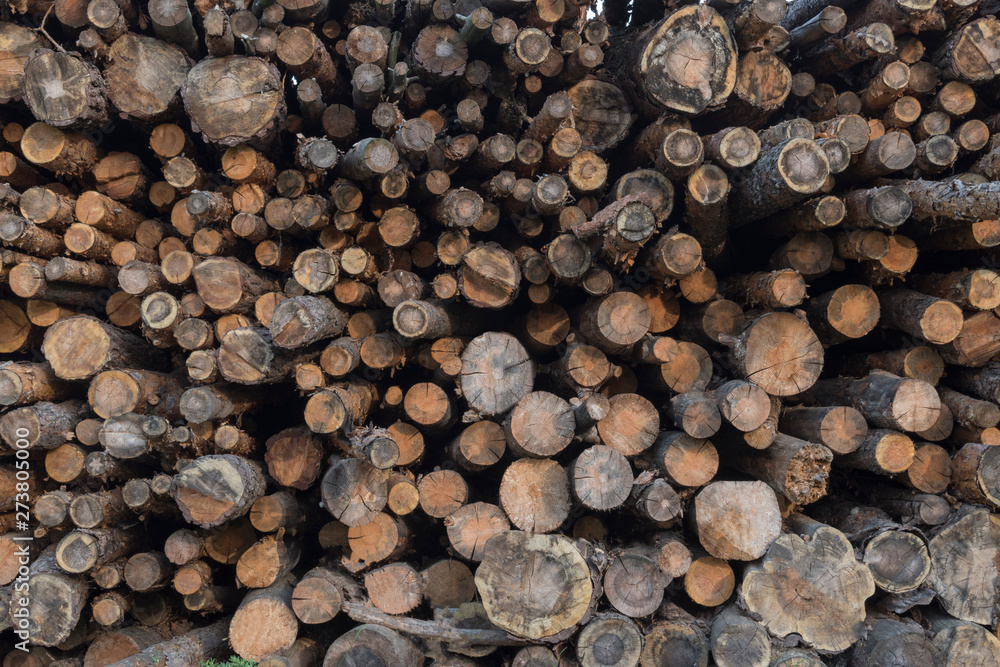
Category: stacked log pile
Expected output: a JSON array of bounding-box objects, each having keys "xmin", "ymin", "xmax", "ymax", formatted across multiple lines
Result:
[{"xmin": 2, "ymin": 0, "xmax": 1000, "ymax": 664}]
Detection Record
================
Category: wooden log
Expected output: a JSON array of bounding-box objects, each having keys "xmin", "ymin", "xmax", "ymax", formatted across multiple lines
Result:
[
  {"xmin": 742, "ymin": 516, "xmax": 874, "ymax": 651},
  {"xmin": 720, "ymin": 312, "xmax": 823, "ymax": 396},
  {"xmin": 779, "ymin": 406, "xmax": 867, "ymax": 454},
  {"xmin": 87, "ymin": 369, "xmax": 183, "ymax": 420},
  {"xmin": 878, "ymin": 288, "xmax": 964, "ymax": 345},
  {"xmin": 473, "ymin": 531, "xmax": 593, "ymax": 640},
  {"xmin": 722, "ymin": 433, "xmax": 833, "ymax": 503},
  {"xmin": 666, "ymin": 391, "xmax": 721, "ymax": 438},
  {"xmin": 0, "ymin": 362, "xmax": 70, "ymax": 408},
  {"xmin": 894, "ymin": 179, "xmax": 1000, "ymax": 224},
  {"xmin": 683, "ymin": 555, "xmax": 735, "ymax": 608},
  {"xmin": 182, "ymin": 56, "xmax": 285, "ymax": 146},
  {"xmin": 0, "ymin": 399, "xmax": 87, "ymax": 450},
  {"xmin": 933, "ymin": 17, "xmax": 1000, "ymax": 83},
  {"xmin": 926, "ymin": 508, "xmax": 1000, "ymax": 625},
  {"xmin": 444, "ymin": 501, "xmax": 510, "ymax": 562},
  {"xmin": 802, "ymin": 371, "xmax": 940, "ymax": 433},
  {"xmin": 939, "ymin": 311, "xmax": 1000, "ymax": 368},
  {"xmin": 928, "ymin": 611, "xmax": 1000, "ymax": 665},
  {"xmin": 650, "ymin": 431, "xmax": 719, "ymax": 489},
  {"xmin": 236, "ymin": 535, "xmax": 301, "ymax": 590},
  {"xmin": 22, "ymin": 50, "xmax": 108, "ymax": 130},
  {"xmin": 569, "ymin": 444, "xmax": 633, "ymax": 511},
  {"xmin": 269, "ymin": 296, "xmax": 347, "ymax": 349},
  {"xmin": 693, "ymin": 481, "xmax": 780, "ymax": 562},
  {"xmin": 729, "ymin": 139, "xmax": 829, "ymax": 225},
  {"xmin": 638, "ymin": 607, "xmax": 709, "ymax": 667},
  {"xmin": 55, "ymin": 527, "xmax": 139, "ymax": 574},
  {"xmin": 20, "ymin": 123, "xmax": 99, "ymax": 177},
  {"xmin": 192, "ymin": 257, "xmax": 280, "ymax": 314},
  {"xmin": 803, "ymin": 23, "xmax": 894, "ymax": 77},
  {"xmin": 0, "ymin": 214, "xmax": 66, "ymax": 258},
  {"xmin": 711, "ymin": 606, "xmax": 771, "ymax": 667},
  {"xmin": 304, "ymin": 381, "xmax": 376, "ymax": 434},
  {"xmin": 7, "ymin": 547, "xmax": 89, "ymax": 647},
  {"xmin": 217, "ymin": 328, "xmax": 299, "ymax": 384},
  {"xmin": 321, "ymin": 457, "xmax": 387, "ymax": 527},
  {"xmin": 727, "ymin": 270, "xmax": 806, "ymax": 309},
  {"xmin": 608, "ymin": 5, "xmax": 736, "ymax": 115},
  {"xmin": 321, "ymin": 625, "xmax": 421, "ymax": 667},
  {"xmin": 950, "ymin": 442, "xmax": 1000, "ymax": 507},
  {"xmin": 712, "ymin": 379, "xmax": 771, "ymax": 432},
  {"xmin": 499, "ymin": 458, "xmax": 570, "ymax": 533},
  {"xmin": 230, "ymin": 580, "xmax": 299, "ymax": 661},
  {"xmin": 170, "ymin": 455, "xmax": 265, "ymax": 528}
]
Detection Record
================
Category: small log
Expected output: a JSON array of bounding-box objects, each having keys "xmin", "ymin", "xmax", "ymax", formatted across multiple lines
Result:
[
  {"xmin": 779, "ymin": 406, "xmax": 868, "ymax": 454},
  {"xmin": 22, "ymin": 50, "xmax": 108, "ymax": 130},
  {"xmin": 571, "ymin": 445, "xmax": 633, "ymax": 511},
  {"xmin": 653, "ymin": 432, "xmax": 719, "ymax": 488},
  {"xmin": 230, "ymin": 580, "xmax": 299, "ymax": 661},
  {"xmin": 837, "ymin": 428, "xmax": 915, "ymax": 475},
  {"xmin": 321, "ymin": 458, "xmax": 387, "ymax": 527},
  {"xmin": 951, "ymin": 442, "xmax": 1000, "ymax": 507},
  {"xmin": 695, "ymin": 481, "xmax": 780, "ymax": 561},
  {"xmin": 730, "ymin": 139, "xmax": 829, "ymax": 225},
  {"xmin": 803, "ymin": 371, "xmax": 940, "ymax": 433},
  {"xmin": 192, "ymin": 257, "xmax": 280, "ymax": 314},
  {"xmin": 444, "ymin": 501, "xmax": 510, "ymax": 562},
  {"xmin": 500, "ymin": 458, "xmax": 570, "ymax": 533},
  {"xmin": 20, "ymin": 123, "xmax": 99, "ymax": 177},
  {"xmin": 878, "ymin": 288, "xmax": 964, "ymax": 344},
  {"xmin": 667, "ymin": 391, "xmax": 722, "ymax": 438},
  {"xmin": 0, "ymin": 362, "xmax": 70, "ymax": 407},
  {"xmin": 458, "ymin": 331, "xmax": 534, "ymax": 416},
  {"xmin": 933, "ymin": 17, "xmax": 1000, "ymax": 83},
  {"xmin": 684, "ymin": 555, "xmax": 735, "ymax": 607},
  {"xmin": 55, "ymin": 527, "xmax": 139, "ymax": 575},
  {"xmin": 723, "ymin": 433, "xmax": 833, "ymax": 503},
  {"xmin": 595, "ymin": 392, "xmax": 659, "ymax": 457},
  {"xmin": 504, "ymin": 391, "xmax": 575, "ymax": 458},
  {"xmin": 711, "ymin": 606, "xmax": 771, "ymax": 667},
  {"xmin": 0, "ymin": 399, "xmax": 87, "ymax": 450},
  {"xmin": 291, "ymin": 567, "xmax": 347, "ymax": 625},
  {"xmin": 236, "ymin": 535, "xmax": 301, "ymax": 589}
]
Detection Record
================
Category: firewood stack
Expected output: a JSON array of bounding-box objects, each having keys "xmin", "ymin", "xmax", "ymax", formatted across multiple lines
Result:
[{"xmin": 2, "ymin": 0, "xmax": 1000, "ymax": 664}]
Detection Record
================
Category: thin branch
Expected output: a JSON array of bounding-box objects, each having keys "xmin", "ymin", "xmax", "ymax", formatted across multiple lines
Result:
[
  {"xmin": 342, "ymin": 601, "xmax": 531, "ymax": 646},
  {"xmin": 33, "ymin": 5, "xmax": 67, "ymax": 53}
]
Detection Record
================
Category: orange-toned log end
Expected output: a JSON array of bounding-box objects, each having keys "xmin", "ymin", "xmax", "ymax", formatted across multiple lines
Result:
[
  {"xmin": 365, "ymin": 562, "xmax": 423, "ymax": 615},
  {"xmin": 230, "ymin": 581, "xmax": 299, "ymax": 661},
  {"xmin": 169, "ymin": 455, "xmax": 266, "ymax": 529},
  {"xmin": 684, "ymin": 556, "xmax": 735, "ymax": 607},
  {"xmin": 292, "ymin": 567, "xmax": 345, "ymax": 624},
  {"xmin": 728, "ymin": 312, "xmax": 824, "ymax": 396}
]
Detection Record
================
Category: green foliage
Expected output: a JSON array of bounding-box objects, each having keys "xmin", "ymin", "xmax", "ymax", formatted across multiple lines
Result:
[{"xmin": 200, "ymin": 657, "xmax": 257, "ymax": 667}]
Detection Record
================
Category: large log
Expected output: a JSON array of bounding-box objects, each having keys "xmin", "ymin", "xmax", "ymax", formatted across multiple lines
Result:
[{"xmin": 608, "ymin": 5, "xmax": 738, "ymax": 116}]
